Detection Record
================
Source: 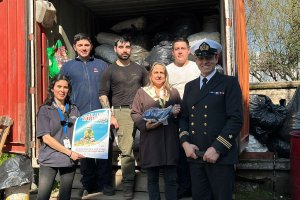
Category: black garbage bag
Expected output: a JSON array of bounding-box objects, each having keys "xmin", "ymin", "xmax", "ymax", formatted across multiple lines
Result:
[
  {"xmin": 131, "ymin": 45, "xmax": 149, "ymax": 67},
  {"xmin": 266, "ymin": 137, "xmax": 290, "ymax": 158},
  {"xmin": 0, "ymin": 155, "xmax": 33, "ymax": 189},
  {"xmin": 95, "ymin": 44, "xmax": 117, "ymax": 64},
  {"xmin": 249, "ymin": 125, "xmax": 273, "ymax": 145},
  {"xmin": 168, "ymin": 15, "xmax": 199, "ymax": 38},
  {"xmin": 277, "ymin": 87, "xmax": 300, "ymax": 142},
  {"xmin": 152, "ymin": 32, "xmax": 174, "ymax": 46},
  {"xmin": 250, "ymin": 94, "xmax": 287, "ymax": 129},
  {"xmin": 131, "ymin": 33, "xmax": 151, "ymax": 50},
  {"xmin": 145, "ymin": 41, "xmax": 173, "ymax": 66}
]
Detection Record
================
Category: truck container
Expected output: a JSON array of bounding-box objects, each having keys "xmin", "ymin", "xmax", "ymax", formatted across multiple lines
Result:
[{"xmin": 0, "ymin": 0, "xmax": 249, "ymax": 166}]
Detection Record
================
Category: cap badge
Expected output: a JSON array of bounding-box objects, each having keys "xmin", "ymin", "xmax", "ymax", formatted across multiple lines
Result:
[{"xmin": 199, "ymin": 42, "xmax": 210, "ymax": 51}]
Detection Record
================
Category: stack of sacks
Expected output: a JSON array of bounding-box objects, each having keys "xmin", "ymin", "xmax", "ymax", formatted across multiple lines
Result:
[
  {"xmin": 111, "ymin": 16, "xmax": 147, "ymax": 33},
  {"xmin": 94, "ymin": 14, "xmax": 223, "ymax": 67},
  {"xmin": 95, "ymin": 32, "xmax": 121, "ymax": 63},
  {"xmin": 188, "ymin": 32, "xmax": 221, "ymax": 49}
]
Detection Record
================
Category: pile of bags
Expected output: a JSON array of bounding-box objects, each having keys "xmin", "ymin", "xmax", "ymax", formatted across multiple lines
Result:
[
  {"xmin": 249, "ymin": 94, "xmax": 292, "ymax": 158},
  {"xmin": 94, "ymin": 15, "xmax": 221, "ymax": 68}
]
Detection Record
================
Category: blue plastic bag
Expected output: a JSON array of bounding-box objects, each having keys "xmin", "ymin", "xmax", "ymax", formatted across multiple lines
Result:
[{"xmin": 142, "ymin": 105, "xmax": 173, "ymax": 123}]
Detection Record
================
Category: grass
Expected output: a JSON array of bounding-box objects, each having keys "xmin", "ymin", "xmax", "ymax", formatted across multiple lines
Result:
[
  {"xmin": 0, "ymin": 153, "xmax": 15, "ymax": 166},
  {"xmin": 234, "ymin": 189, "xmax": 291, "ymax": 200},
  {"xmin": 234, "ymin": 181, "xmax": 291, "ymax": 200}
]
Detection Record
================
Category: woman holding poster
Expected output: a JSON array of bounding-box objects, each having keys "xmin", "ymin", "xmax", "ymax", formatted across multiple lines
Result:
[
  {"xmin": 131, "ymin": 62, "xmax": 181, "ymax": 200},
  {"xmin": 36, "ymin": 74, "xmax": 84, "ymax": 200}
]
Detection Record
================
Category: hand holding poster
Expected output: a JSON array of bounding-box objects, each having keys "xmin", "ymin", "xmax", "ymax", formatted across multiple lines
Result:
[{"xmin": 71, "ymin": 109, "xmax": 111, "ymax": 159}]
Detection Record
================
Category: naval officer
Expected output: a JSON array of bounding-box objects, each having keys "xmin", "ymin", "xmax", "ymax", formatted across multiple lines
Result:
[{"xmin": 179, "ymin": 38, "xmax": 243, "ymax": 200}]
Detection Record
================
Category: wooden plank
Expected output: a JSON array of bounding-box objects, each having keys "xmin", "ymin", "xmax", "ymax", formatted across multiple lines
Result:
[{"xmin": 250, "ymin": 81, "xmax": 300, "ymax": 90}]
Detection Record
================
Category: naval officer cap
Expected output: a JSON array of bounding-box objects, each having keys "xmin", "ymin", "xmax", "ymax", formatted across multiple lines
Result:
[{"xmin": 191, "ymin": 39, "xmax": 222, "ymax": 57}]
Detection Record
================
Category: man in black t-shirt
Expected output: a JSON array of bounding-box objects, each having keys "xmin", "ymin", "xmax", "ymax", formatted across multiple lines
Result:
[{"xmin": 99, "ymin": 37, "xmax": 148, "ymax": 200}]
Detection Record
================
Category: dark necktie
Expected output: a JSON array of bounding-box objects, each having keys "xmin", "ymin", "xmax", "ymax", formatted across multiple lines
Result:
[{"xmin": 202, "ymin": 77, "xmax": 208, "ymax": 89}]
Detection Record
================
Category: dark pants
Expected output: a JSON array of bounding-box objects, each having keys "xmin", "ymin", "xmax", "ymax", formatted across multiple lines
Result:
[
  {"xmin": 177, "ymin": 145, "xmax": 191, "ymax": 193},
  {"xmin": 37, "ymin": 165, "xmax": 76, "ymax": 200},
  {"xmin": 147, "ymin": 166, "xmax": 177, "ymax": 200},
  {"xmin": 189, "ymin": 162, "xmax": 234, "ymax": 200},
  {"xmin": 80, "ymin": 139, "xmax": 113, "ymax": 192}
]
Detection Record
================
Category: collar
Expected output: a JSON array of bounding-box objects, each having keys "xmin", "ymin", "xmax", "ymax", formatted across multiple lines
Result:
[
  {"xmin": 48, "ymin": 102, "xmax": 72, "ymax": 110},
  {"xmin": 200, "ymin": 68, "xmax": 216, "ymax": 83},
  {"xmin": 142, "ymin": 86, "xmax": 170, "ymax": 107},
  {"xmin": 75, "ymin": 56, "xmax": 94, "ymax": 62},
  {"xmin": 115, "ymin": 60, "xmax": 131, "ymax": 67},
  {"xmin": 174, "ymin": 60, "xmax": 190, "ymax": 68}
]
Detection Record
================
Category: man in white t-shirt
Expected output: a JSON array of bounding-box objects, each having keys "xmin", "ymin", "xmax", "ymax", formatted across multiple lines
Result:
[
  {"xmin": 167, "ymin": 38, "xmax": 200, "ymax": 99},
  {"xmin": 166, "ymin": 37, "xmax": 200, "ymax": 199}
]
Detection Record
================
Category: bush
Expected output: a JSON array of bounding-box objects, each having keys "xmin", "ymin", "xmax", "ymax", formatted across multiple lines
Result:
[{"xmin": 0, "ymin": 153, "xmax": 15, "ymax": 166}]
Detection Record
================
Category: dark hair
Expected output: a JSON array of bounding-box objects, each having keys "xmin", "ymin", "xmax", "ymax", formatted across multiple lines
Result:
[
  {"xmin": 172, "ymin": 37, "xmax": 190, "ymax": 49},
  {"xmin": 44, "ymin": 74, "xmax": 72, "ymax": 106},
  {"xmin": 73, "ymin": 33, "xmax": 92, "ymax": 45},
  {"xmin": 114, "ymin": 37, "xmax": 132, "ymax": 47}
]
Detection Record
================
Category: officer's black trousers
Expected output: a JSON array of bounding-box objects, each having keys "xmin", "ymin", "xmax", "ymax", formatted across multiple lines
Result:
[{"xmin": 189, "ymin": 162, "xmax": 234, "ymax": 200}]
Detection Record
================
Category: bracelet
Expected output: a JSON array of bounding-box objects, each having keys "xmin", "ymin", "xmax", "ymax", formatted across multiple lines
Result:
[{"xmin": 69, "ymin": 151, "xmax": 73, "ymax": 157}]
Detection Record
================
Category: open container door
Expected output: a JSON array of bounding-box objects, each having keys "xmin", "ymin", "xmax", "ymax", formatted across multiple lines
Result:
[
  {"xmin": 223, "ymin": 0, "xmax": 250, "ymax": 153},
  {"xmin": 233, "ymin": 0, "xmax": 250, "ymax": 153},
  {"xmin": 0, "ymin": 0, "xmax": 29, "ymax": 155}
]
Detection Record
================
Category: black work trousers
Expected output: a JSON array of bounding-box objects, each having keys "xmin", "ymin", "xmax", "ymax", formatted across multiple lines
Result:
[
  {"xmin": 80, "ymin": 138, "xmax": 113, "ymax": 192},
  {"xmin": 177, "ymin": 145, "xmax": 191, "ymax": 193},
  {"xmin": 189, "ymin": 162, "xmax": 234, "ymax": 200}
]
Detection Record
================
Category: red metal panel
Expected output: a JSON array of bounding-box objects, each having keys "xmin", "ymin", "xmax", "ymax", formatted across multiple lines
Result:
[
  {"xmin": 233, "ymin": 0, "xmax": 250, "ymax": 152},
  {"xmin": 34, "ymin": 24, "xmax": 48, "ymax": 159},
  {"xmin": 0, "ymin": 0, "xmax": 27, "ymax": 153},
  {"xmin": 36, "ymin": 24, "xmax": 48, "ymax": 108}
]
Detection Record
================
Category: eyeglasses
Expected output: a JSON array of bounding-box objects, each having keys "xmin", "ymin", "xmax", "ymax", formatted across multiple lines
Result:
[{"xmin": 60, "ymin": 121, "xmax": 73, "ymax": 127}]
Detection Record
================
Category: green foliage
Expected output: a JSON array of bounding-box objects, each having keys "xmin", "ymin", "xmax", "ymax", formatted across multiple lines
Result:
[
  {"xmin": 234, "ymin": 189, "xmax": 291, "ymax": 200},
  {"xmin": 245, "ymin": 0, "xmax": 300, "ymax": 82},
  {"xmin": 234, "ymin": 180, "xmax": 291, "ymax": 200},
  {"xmin": 0, "ymin": 153, "xmax": 15, "ymax": 166}
]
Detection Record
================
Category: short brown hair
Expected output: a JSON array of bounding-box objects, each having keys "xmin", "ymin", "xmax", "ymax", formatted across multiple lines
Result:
[{"xmin": 172, "ymin": 37, "xmax": 190, "ymax": 49}]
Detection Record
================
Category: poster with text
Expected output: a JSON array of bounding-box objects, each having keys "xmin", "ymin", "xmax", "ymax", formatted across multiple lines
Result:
[{"xmin": 71, "ymin": 109, "xmax": 111, "ymax": 159}]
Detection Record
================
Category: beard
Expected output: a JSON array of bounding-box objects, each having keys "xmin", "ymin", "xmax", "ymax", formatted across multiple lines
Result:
[{"xmin": 116, "ymin": 52, "xmax": 130, "ymax": 61}]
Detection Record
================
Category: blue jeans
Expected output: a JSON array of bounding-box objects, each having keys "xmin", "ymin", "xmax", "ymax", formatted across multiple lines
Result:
[
  {"xmin": 37, "ymin": 165, "xmax": 76, "ymax": 200},
  {"xmin": 147, "ymin": 166, "xmax": 177, "ymax": 200}
]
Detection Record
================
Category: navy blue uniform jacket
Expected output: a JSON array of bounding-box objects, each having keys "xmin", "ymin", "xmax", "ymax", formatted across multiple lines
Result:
[{"xmin": 179, "ymin": 72, "xmax": 243, "ymax": 164}]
